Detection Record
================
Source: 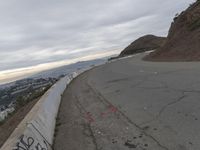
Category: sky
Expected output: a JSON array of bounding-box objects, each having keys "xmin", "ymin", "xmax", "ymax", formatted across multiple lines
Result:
[{"xmin": 0, "ymin": 0, "xmax": 196, "ymax": 83}]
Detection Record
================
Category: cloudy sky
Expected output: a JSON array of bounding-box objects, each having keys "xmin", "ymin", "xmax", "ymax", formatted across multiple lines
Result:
[{"xmin": 0, "ymin": 0, "xmax": 195, "ymax": 75}]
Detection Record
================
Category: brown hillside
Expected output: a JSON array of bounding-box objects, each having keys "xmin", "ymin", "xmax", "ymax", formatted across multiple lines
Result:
[
  {"xmin": 145, "ymin": 1, "xmax": 200, "ymax": 61},
  {"xmin": 119, "ymin": 35, "xmax": 166, "ymax": 57}
]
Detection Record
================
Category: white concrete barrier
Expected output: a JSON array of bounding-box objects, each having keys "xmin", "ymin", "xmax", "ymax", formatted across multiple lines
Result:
[{"xmin": 1, "ymin": 75, "xmax": 73, "ymax": 150}]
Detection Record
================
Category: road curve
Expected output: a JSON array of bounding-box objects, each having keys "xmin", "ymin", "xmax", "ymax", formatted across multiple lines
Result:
[{"xmin": 54, "ymin": 53, "xmax": 200, "ymax": 150}]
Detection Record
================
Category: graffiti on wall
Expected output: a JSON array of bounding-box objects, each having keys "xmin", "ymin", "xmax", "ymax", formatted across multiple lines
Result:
[{"xmin": 14, "ymin": 134, "xmax": 49, "ymax": 150}]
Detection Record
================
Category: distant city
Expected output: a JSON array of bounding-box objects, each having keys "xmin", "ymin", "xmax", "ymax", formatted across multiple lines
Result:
[{"xmin": 0, "ymin": 58, "xmax": 106, "ymax": 121}]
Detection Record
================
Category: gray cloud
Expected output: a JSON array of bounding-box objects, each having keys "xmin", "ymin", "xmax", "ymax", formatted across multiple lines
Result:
[{"xmin": 0, "ymin": 0, "xmax": 195, "ymax": 71}]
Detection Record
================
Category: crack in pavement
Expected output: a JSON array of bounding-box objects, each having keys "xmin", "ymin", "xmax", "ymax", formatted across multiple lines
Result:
[
  {"xmin": 135, "ymin": 78, "xmax": 200, "ymax": 126},
  {"xmin": 139, "ymin": 91, "xmax": 187, "ymax": 126},
  {"xmin": 74, "ymin": 96, "xmax": 99, "ymax": 150},
  {"xmin": 158, "ymin": 93, "xmax": 186, "ymax": 117},
  {"xmin": 86, "ymin": 82, "xmax": 169, "ymax": 150}
]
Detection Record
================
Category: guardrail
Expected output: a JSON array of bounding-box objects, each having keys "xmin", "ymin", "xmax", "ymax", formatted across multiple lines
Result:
[{"xmin": 1, "ymin": 72, "xmax": 79, "ymax": 150}]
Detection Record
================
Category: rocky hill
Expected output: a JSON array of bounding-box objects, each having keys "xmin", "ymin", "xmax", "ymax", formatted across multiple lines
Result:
[
  {"xmin": 145, "ymin": 0, "xmax": 200, "ymax": 61},
  {"xmin": 119, "ymin": 35, "xmax": 166, "ymax": 57}
]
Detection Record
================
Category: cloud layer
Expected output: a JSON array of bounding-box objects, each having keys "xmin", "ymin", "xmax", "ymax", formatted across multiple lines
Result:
[{"xmin": 0, "ymin": 0, "xmax": 195, "ymax": 71}]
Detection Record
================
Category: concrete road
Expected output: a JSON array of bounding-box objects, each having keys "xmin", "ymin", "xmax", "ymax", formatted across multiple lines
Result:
[{"xmin": 54, "ymin": 53, "xmax": 200, "ymax": 150}]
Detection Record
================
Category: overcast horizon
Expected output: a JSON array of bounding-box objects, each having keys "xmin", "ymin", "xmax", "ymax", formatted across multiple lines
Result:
[{"xmin": 0, "ymin": 0, "xmax": 196, "ymax": 83}]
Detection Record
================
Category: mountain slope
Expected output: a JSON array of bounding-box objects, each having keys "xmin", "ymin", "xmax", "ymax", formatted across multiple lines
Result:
[
  {"xmin": 145, "ymin": 1, "xmax": 200, "ymax": 61},
  {"xmin": 119, "ymin": 35, "xmax": 166, "ymax": 57}
]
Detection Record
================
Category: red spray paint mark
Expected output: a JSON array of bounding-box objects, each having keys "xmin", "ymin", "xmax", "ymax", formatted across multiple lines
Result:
[
  {"xmin": 100, "ymin": 112, "xmax": 106, "ymax": 117},
  {"xmin": 108, "ymin": 105, "xmax": 118, "ymax": 113},
  {"xmin": 85, "ymin": 112, "xmax": 95, "ymax": 123},
  {"xmin": 100, "ymin": 105, "xmax": 118, "ymax": 118}
]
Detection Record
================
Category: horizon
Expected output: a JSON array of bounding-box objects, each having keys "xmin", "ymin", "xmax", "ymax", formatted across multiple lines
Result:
[
  {"xmin": 0, "ymin": 50, "xmax": 118, "ymax": 85},
  {"xmin": 0, "ymin": 0, "xmax": 195, "ymax": 84}
]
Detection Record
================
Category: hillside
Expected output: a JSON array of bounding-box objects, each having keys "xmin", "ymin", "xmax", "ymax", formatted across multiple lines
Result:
[
  {"xmin": 119, "ymin": 35, "xmax": 166, "ymax": 57},
  {"xmin": 145, "ymin": 0, "xmax": 200, "ymax": 61}
]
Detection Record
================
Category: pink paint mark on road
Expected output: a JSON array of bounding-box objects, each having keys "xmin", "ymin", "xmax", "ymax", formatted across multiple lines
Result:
[
  {"xmin": 85, "ymin": 112, "xmax": 95, "ymax": 123},
  {"xmin": 100, "ymin": 112, "xmax": 106, "ymax": 117},
  {"xmin": 100, "ymin": 105, "xmax": 118, "ymax": 118},
  {"xmin": 108, "ymin": 105, "xmax": 118, "ymax": 113}
]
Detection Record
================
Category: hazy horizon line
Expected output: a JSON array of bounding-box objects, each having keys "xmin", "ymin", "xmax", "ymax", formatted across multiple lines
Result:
[{"xmin": 0, "ymin": 50, "xmax": 119, "ymax": 85}]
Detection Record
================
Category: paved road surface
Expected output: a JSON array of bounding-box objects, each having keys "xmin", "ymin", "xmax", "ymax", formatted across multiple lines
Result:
[{"xmin": 54, "ymin": 53, "xmax": 200, "ymax": 150}]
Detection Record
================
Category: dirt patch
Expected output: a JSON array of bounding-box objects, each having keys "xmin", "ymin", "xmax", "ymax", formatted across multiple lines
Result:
[{"xmin": 0, "ymin": 97, "xmax": 40, "ymax": 148}]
